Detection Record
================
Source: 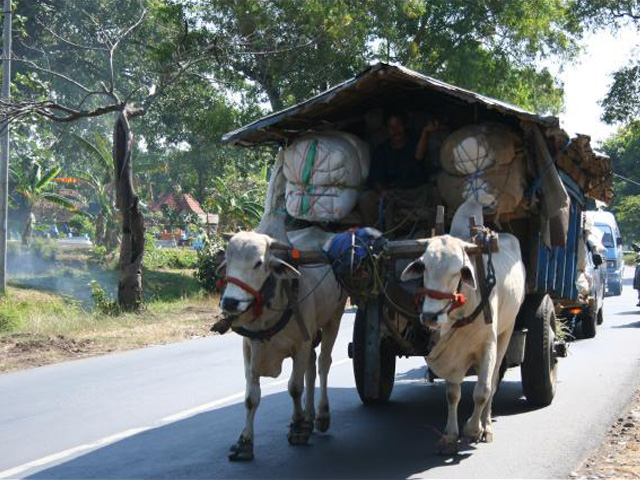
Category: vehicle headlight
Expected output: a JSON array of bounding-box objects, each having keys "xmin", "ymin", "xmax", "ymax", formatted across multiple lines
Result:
[{"xmin": 606, "ymin": 260, "xmax": 616, "ymax": 269}]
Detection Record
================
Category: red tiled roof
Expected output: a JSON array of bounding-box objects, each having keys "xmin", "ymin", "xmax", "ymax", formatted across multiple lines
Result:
[
  {"xmin": 152, "ymin": 192, "xmax": 204, "ymax": 215},
  {"xmin": 180, "ymin": 193, "xmax": 204, "ymax": 215}
]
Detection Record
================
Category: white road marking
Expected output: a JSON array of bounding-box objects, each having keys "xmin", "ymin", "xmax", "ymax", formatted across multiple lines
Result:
[{"xmin": 0, "ymin": 357, "xmax": 352, "ymax": 479}]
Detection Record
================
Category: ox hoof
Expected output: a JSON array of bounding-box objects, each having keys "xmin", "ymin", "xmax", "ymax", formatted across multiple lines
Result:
[
  {"xmin": 288, "ymin": 420, "xmax": 313, "ymax": 446},
  {"xmin": 436, "ymin": 436, "xmax": 459, "ymax": 455},
  {"xmin": 462, "ymin": 424, "xmax": 484, "ymax": 443},
  {"xmin": 482, "ymin": 431, "xmax": 494, "ymax": 443},
  {"xmin": 228, "ymin": 438, "xmax": 254, "ymax": 462},
  {"xmin": 315, "ymin": 416, "xmax": 330, "ymax": 433}
]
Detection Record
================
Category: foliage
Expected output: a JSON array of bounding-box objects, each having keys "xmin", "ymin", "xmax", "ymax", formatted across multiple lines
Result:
[
  {"xmin": 195, "ymin": 238, "xmax": 226, "ymax": 293},
  {"xmin": 0, "ymin": 296, "xmax": 22, "ymax": 332},
  {"xmin": 11, "ymin": 157, "xmax": 89, "ymax": 245},
  {"xmin": 204, "ymin": 164, "xmax": 267, "ymax": 232},
  {"xmin": 68, "ymin": 214, "xmax": 93, "ymax": 238},
  {"xmin": 30, "ymin": 238, "xmax": 58, "ymax": 261},
  {"xmin": 613, "ymin": 195, "xmax": 640, "ymax": 243},
  {"xmin": 90, "ymin": 280, "xmax": 120, "ymax": 316},
  {"xmin": 601, "ymin": 63, "xmax": 640, "ymax": 124},
  {"xmin": 90, "ymin": 245, "xmax": 110, "ymax": 267},
  {"xmin": 144, "ymin": 246, "xmax": 198, "ymax": 270},
  {"xmin": 601, "ymin": 121, "xmax": 640, "ymax": 243},
  {"xmin": 192, "ymin": 0, "xmax": 587, "ymax": 115}
]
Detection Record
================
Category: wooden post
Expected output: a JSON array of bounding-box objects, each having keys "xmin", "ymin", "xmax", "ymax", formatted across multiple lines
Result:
[{"xmin": 0, "ymin": 0, "xmax": 11, "ymax": 295}]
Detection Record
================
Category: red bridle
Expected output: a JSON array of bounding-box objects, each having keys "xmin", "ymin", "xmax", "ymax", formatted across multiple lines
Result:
[
  {"xmin": 216, "ymin": 276, "xmax": 265, "ymax": 317},
  {"xmin": 414, "ymin": 288, "xmax": 467, "ymax": 313}
]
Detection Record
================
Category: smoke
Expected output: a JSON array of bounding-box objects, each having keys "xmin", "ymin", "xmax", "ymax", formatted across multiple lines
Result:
[{"xmin": 7, "ymin": 245, "xmax": 117, "ymax": 308}]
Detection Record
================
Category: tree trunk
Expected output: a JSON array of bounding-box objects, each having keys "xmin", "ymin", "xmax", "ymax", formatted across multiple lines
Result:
[
  {"xmin": 95, "ymin": 211, "xmax": 105, "ymax": 246},
  {"xmin": 114, "ymin": 110, "xmax": 145, "ymax": 312},
  {"xmin": 22, "ymin": 208, "xmax": 33, "ymax": 246}
]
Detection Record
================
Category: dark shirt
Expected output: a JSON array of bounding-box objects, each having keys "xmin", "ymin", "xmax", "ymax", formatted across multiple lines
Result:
[{"xmin": 367, "ymin": 135, "xmax": 426, "ymax": 189}]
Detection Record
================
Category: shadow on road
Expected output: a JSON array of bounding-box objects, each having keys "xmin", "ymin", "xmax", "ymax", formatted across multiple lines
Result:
[
  {"xmin": 28, "ymin": 376, "xmax": 538, "ymax": 479},
  {"xmin": 613, "ymin": 319, "xmax": 640, "ymax": 329}
]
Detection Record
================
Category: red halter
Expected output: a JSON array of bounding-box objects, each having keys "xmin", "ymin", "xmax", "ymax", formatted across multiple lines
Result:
[
  {"xmin": 414, "ymin": 288, "xmax": 467, "ymax": 312},
  {"xmin": 216, "ymin": 276, "xmax": 265, "ymax": 317}
]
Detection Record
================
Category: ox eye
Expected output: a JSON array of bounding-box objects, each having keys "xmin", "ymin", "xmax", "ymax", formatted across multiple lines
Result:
[{"xmin": 254, "ymin": 260, "xmax": 263, "ymax": 269}]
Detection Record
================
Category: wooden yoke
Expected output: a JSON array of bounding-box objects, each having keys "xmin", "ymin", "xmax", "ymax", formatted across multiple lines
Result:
[{"xmin": 269, "ymin": 209, "xmax": 498, "ymax": 266}]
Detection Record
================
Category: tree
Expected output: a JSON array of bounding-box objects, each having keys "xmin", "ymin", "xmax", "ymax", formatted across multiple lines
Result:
[
  {"xmin": 2, "ymin": 0, "xmax": 228, "ymax": 311},
  {"xmin": 192, "ymin": 0, "xmax": 586, "ymax": 114},
  {"xmin": 600, "ymin": 121, "xmax": 640, "ymax": 241}
]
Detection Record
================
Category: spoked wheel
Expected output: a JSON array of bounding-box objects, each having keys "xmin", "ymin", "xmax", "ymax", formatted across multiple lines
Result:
[
  {"xmin": 519, "ymin": 294, "xmax": 558, "ymax": 407},
  {"xmin": 353, "ymin": 297, "xmax": 396, "ymax": 405}
]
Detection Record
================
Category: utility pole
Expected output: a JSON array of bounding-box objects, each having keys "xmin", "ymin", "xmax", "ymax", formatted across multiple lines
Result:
[{"xmin": 0, "ymin": 0, "xmax": 11, "ymax": 294}]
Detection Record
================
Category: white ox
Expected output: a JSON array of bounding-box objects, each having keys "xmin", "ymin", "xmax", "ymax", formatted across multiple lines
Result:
[
  {"xmin": 401, "ymin": 232, "xmax": 525, "ymax": 453},
  {"xmin": 218, "ymin": 227, "xmax": 347, "ymax": 461}
]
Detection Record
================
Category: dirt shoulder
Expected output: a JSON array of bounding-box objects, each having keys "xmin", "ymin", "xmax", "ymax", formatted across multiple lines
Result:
[
  {"xmin": 0, "ymin": 301, "xmax": 218, "ymax": 373},
  {"xmin": 572, "ymin": 387, "xmax": 640, "ymax": 479}
]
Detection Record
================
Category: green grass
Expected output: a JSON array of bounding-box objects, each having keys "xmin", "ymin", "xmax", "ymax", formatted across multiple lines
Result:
[
  {"xmin": 0, "ymin": 288, "xmax": 87, "ymax": 334},
  {"xmin": 3, "ymin": 243, "xmax": 207, "ymax": 335}
]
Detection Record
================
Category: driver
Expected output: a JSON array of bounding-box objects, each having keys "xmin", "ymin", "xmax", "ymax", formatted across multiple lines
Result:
[
  {"xmin": 358, "ymin": 110, "xmax": 442, "ymax": 227},
  {"xmin": 367, "ymin": 110, "xmax": 439, "ymax": 191}
]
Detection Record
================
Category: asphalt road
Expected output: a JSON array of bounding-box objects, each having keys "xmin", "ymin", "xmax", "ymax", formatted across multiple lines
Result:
[{"xmin": 1, "ymin": 270, "xmax": 639, "ymax": 479}]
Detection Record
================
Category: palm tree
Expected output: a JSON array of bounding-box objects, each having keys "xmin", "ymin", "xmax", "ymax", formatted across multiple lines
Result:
[{"xmin": 14, "ymin": 162, "xmax": 85, "ymax": 245}]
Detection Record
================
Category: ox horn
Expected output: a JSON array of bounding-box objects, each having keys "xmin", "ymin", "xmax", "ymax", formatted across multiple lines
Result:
[{"xmin": 269, "ymin": 239, "xmax": 293, "ymax": 250}]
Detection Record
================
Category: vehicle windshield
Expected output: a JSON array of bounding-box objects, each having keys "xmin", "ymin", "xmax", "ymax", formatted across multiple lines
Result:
[{"xmin": 597, "ymin": 225, "xmax": 614, "ymax": 247}]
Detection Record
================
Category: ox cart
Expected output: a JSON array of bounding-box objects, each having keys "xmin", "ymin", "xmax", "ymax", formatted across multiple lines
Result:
[{"xmin": 221, "ymin": 63, "xmax": 613, "ymax": 408}]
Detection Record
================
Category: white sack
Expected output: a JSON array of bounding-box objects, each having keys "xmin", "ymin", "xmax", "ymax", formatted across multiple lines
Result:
[
  {"xmin": 440, "ymin": 123, "xmax": 520, "ymax": 175},
  {"xmin": 283, "ymin": 131, "xmax": 370, "ymax": 221},
  {"xmin": 436, "ymin": 157, "xmax": 526, "ymax": 215}
]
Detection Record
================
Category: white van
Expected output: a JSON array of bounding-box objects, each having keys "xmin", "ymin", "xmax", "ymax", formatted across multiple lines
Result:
[{"xmin": 585, "ymin": 210, "xmax": 623, "ymax": 296}]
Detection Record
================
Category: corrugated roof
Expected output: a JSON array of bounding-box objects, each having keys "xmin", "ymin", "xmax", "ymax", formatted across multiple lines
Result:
[{"xmin": 222, "ymin": 62, "xmax": 559, "ymax": 147}]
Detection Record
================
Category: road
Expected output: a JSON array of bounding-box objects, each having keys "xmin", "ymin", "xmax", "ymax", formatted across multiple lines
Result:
[{"xmin": 0, "ymin": 270, "xmax": 639, "ymax": 479}]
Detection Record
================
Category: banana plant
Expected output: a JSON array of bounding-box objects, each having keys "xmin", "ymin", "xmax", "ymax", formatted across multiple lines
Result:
[
  {"xmin": 72, "ymin": 133, "xmax": 119, "ymax": 249},
  {"xmin": 14, "ymin": 162, "xmax": 88, "ymax": 245}
]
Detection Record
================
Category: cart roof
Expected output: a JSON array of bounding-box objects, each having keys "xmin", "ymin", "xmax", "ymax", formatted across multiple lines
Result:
[{"xmin": 222, "ymin": 62, "xmax": 559, "ymax": 147}]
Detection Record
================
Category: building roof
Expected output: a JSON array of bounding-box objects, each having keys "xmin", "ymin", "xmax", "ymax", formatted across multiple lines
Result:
[{"xmin": 152, "ymin": 192, "xmax": 205, "ymax": 215}]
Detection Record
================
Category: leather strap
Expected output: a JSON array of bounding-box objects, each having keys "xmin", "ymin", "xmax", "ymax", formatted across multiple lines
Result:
[{"xmin": 232, "ymin": 308, "xmax": 294, "ymax": 341}]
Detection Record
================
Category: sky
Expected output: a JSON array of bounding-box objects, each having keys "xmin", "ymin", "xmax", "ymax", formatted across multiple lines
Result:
[{"xmin": 557, "ymin": 25, "xmax": 638, "ymax": 145}]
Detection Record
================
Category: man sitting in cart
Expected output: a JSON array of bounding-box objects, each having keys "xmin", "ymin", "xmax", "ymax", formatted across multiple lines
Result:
[{"xmin": 359, "ymin": 109, "xmax": 443, "ymax": 227}]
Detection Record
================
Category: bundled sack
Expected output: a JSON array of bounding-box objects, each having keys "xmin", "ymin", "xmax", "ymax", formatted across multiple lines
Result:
[
  {"xmin": 283, "ymin": 131, "xmax": 370, "ymax": 221},
  {"xmin": 436, "ymin": 158, "xmax": 526, "ymax": 215},
  {"xmin": 440, "ymin": 123, "xmax": 521, "ymax": 175}
]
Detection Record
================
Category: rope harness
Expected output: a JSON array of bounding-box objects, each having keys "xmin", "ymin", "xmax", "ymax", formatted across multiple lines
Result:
[
  {"xmin": 216, "ymin": 276, "xmax": 270, "ymax": 318},
  {"xmin": 214, "ymin": 274, "xmax": 312, "ymax": 342},
  {"xmin": 214, "ymin": 275, "xmax": 299, "ymax": 341},
  {"xmin": 414, "ymin": 288, "xmax": 467, "ymax": 313}
]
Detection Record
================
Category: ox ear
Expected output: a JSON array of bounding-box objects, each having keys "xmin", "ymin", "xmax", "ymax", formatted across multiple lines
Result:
[
  {"xmin": 400, "ymin": 259, "xmax": 425, "ymax": 282},
  {"xmin": 269, "ymin": 257, "xmax": 301, "ymax": 279},
  {"xmin": 216, "ymin": 259, "xmax": 227, "ymax": 277},
  {"xmin": 460, "ymin": 265, "xmax": 476, "ymax": 289}
]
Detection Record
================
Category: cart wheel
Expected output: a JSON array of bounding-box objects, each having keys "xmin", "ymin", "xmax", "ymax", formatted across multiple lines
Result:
[
  {"xmin": 353, "ymin": 299, "xmax": 396, "ymax": 405},
  {"xmin": 581, "ymin": 309, "xmax": 597, "ymax": 339},
  {"xmin": 519, "ymin": 294, "xmax": 557, "ymax": 407}
]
